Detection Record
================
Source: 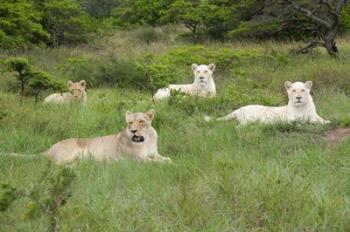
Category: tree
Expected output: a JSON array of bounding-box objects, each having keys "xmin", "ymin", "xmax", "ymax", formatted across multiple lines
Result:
[
  {"xmin": 38, "ymin": 0, "xmax": 96, "ymax": 46},
  {"xmin": 112, "ymin": 0, "xmax": 173, "ymax": 27},
  {"xmin": 3, "ymin": 57, "xmax": 33, "ymax": 104},
  {"xmin": 0, "ymin": 0, "xmax": 49, "ymax": 49},
  {"xmin": 285, "ymin": 0, "xmax": 348, "ymax": 56},
  {"xmin": 164, "ymin": 0, "xmax": 205, "ymax": 41},
  {"xmin": 28, "ymin": 71, "xmax": 66, "ymax": 104},
  {"xmin": 3, "ymin": 57, "xmax": 65, "ymax": 104},
  {"xmin": 78, "ymin": 0, "xmax": 122, "ymax": 19}
]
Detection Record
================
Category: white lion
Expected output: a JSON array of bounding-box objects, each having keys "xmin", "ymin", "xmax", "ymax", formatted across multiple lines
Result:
[
  {"xmin": 44, "ymin": 109, "xmax": 172, "ymax": 164},
  {"xmin": 205, "ymin": 81, "xmax": 330, "ymax": 125},
  {"xmin": 44, "ymin": 80, "xmax": 87, "ymax": 104},
  {"xmin": 153, "ymin": 63, "xmax": 216, "ymax": 102}
]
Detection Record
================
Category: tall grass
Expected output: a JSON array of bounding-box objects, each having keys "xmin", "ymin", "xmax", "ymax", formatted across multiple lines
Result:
[{"xmin": 0, "ymin": 28, "xmax": 350, "ymax": 231}]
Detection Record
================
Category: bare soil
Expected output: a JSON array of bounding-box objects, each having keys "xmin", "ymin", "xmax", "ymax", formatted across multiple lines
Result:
[{"xmin": 322, "ymin": 126, "xmax": 350, "ymax": 143}]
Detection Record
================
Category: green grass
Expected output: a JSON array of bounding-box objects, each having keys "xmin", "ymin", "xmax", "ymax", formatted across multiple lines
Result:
[{"xmin": 0, "ymin": 29, "xmax": 350, "ymax": 231}]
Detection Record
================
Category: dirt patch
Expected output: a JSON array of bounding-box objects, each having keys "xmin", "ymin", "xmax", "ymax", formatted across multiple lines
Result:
[{"xmin": 322, "ymin": 126, "xmax": 350, "ymax": 144}]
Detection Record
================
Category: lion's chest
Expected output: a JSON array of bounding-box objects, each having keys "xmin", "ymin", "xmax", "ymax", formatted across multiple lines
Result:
[
  {"xmin": 287, "ymin": 104, "xmax": 316, "ymax": 121},
  {"xmin": 192, "ymin": 83, "xmax": 215, "ymax": 96}
]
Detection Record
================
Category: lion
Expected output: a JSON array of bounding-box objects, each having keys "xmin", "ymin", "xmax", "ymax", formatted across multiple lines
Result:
[
  {"xmin": 205, "ymin": 81, "xmax": 330, "ymax": 125},
  {"xmin": 44, "ymin": 109, "xmax": 172, "ymax": 164},
  {"xmin": 44, "ymin": 80, "xmax": 87, "ymax": 104},
  {"xmin": 153, "ymin": 63, "xmax": 216, "ymax": 102}
]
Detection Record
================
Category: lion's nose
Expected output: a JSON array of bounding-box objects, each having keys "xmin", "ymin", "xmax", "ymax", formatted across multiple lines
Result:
[
  {"xmin": 296, "ymin": 96, "xmax": 302, "ymax": 100},
  {"xmin": 131, "ymin": 129, "xmax": 137, "ymax": 134},
  {"xmin": 199, "ymin": 76, "xmax": 204, "ymax": 80}
]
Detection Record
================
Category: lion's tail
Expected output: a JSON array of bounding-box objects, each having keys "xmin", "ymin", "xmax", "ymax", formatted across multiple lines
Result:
[
  {"xmin": 0, "ymin": 153, "xmax": 40, "ymax": 158},
  {"xmin": 204, "ymin": 111, "xmax": 237, "ymax": 123}
]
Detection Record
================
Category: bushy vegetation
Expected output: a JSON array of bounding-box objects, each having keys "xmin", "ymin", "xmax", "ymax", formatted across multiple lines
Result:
[
  {"xmin": 112, "ymin": 0, "xmax": 350, "ymax": 41},
  {"xmin": 2, "ymin": 57, "xmax": 66, "ymax": 103},
  {"xmin": 0, "ymin": 163, "xmax": 75, "ymax": 232},
  {"xmin": 1, "ymin": 0, "xmax": 350, "ymax": 50},
  {"xmin": 0, "ymin": 0, "xmax": 95, "ymax": 49}
]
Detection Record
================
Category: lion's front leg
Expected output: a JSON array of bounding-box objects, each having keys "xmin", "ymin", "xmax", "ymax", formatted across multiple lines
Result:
[
  {"xmin": 146, "ymin": 153, "xmax": 172, "ymax": 163},
  {"xmin": 311, "ymin": 115, "xmax": 330, "ymax": 124}
]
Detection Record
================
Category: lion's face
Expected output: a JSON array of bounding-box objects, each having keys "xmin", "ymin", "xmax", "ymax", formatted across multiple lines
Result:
[
  {"xmin": 285, "ymin": 81, "xmax": 312, "ymax": 107},
  {"xmin": 125, "ymin": 109, "xmax": 155, "ymax": 144},
  {"xmin": 68, "ymin": 80, "xmax": 86, "ymax": 99},
  {"xmin": 192, "ymin": 63, "xmax": 215, "ymax": 86}
]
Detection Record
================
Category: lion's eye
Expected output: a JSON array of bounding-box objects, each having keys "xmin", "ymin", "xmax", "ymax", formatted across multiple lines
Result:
[
  {"xmin": 196, "ymin": 71, "xmax": 200, "ymax": 73},
  {"xmin": 139, "ymin": 120, "xmax": 144, "ymax": 123},
  {"xmin": 204, "ymin": 70, "xmax": 208, "ymax": 73},
  {"xmin": 301, "ymin": 89, "xmax": 305, "ymax": 92},
  {"xmin": 292, "ymin": 89, "xmax": 296, "ymax": 92},
  {"xmin": 128, "ymin": 122, "xmax": 132, "ymax": 124}
]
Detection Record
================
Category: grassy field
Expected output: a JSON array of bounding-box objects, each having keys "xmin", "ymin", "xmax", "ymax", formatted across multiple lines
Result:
[{"xmin": 1, "ymin": 28, "xmax": 350, "ymax": 231}]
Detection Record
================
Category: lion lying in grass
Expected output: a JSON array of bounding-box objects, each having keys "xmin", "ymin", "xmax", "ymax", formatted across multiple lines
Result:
[
  {"xmin": 153, "ymin": 63, "xmax": 216, "ymax": 102},
  {"xmin": 45, "ymin": 109, "xmax": 172, "ymax": 164},
  {"xmin": 44, "ymin": 80, "xmax": 87, "ymax": 104},
  {"xmin": 205, "ymin": 81, "xmax": 330, "ymax": 125}
]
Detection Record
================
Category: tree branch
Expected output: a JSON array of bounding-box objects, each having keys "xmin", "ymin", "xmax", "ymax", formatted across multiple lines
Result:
[
  {"xmin": 335, "ymin": 0, "xmax": 347, "ymax": 13},
  {"xmin": 298, "ymin": 40, "xmax": 326, "ymax": 54},
  {"xmin": 286, "ymin": 0, "xmax": 333, "ymax": 29},
  {"xmin": 319, "ymin": 0, "xmax": 338, "ymax": 18}
]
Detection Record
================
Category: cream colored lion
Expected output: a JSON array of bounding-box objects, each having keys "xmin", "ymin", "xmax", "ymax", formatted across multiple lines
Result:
[
  {"xmin": 205, "ymin": 81, "xmax": 330, "ymax": 125},
  {"xmin": 44, "ymin": 80, "xmax": 87, "ymax": 104},
  {"xmin": 153, "ymin": 63, "xmax": 216, "ymax": 102},
  {"xmin": 44, "ymin": 109, "xmax": 172, "ymax": 164}
]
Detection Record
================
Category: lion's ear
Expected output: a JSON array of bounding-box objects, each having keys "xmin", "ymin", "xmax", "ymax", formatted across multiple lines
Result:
[
  {"xmin": 305, "ymin": 81, "xmax": 313, "ymax": 90},
  {"xmin": 79, "ymin": 80, "xmax": 86, "ymax": 89},
  {"xmin": 125, "ymin": 111, "xmax": 132, "ymax": 122},
  {"xmin": 145, "ymin": 109, "xmax": 155, "ymax": 121},
  {"xmin": 191, "ymin": 63, "xmax": 198, "ymax": 72},
  {"xmin": 208, "ymin": 63, "xmax": 215, "ymax": 72},
  {"xmin": 284, "ymin": 81, "xmax": 292, "ymax": 90},
  {"xmin": 67, "ymin": 80, "xmax": 73, "ymax": 88}
]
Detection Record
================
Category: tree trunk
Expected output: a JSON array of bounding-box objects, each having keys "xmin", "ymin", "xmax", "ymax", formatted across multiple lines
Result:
[
  {"xmin": 34, "ymin": 91, "xmax": 40, "ymax": 105},
  {"xmin": 287, "ymin": 0, "xmax": 346, "ymax": 57},
  {"xmin": 20, "ymin": 79, "xmax": 25, "ymax": 105},
  {"xmin": 323, "ymin": 24, "xmax": 340, "ymax": 56}
]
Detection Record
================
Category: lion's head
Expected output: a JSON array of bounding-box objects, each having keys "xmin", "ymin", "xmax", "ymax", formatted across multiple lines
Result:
[
  {"xmin": 192, "ymin": 63, "xmax": 215, "ymax": 86},
  {"xmin": 68, "ymin": 80, "xmax": 86, "ymax": 100},
  {"xmin": 125, "ymin": 109, "xmax": 155, "ymax": 144},
  {"xmin": 285, "ymin": 81, "xmax": 313, "ymax": 107}
]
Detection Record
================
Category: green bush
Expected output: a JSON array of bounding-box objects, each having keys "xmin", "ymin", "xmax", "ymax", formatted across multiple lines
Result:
[
  {"xmin": 60, "ymin": 55, "xmax": 144, "ymax": 89},
  {"xmin": 0, "ymin": 164, "xmax": 75, "ymax": 231},
  {"xmin": 3, "ymin": 57, "xmax": 65, "ymax": 103},
  {"xmin": 129, "ymin": 26, "xmax": 169, "ymax": 44},
  {"xmin": 28, "ymin": 71, "xmax": 66, "ymax": 103}
]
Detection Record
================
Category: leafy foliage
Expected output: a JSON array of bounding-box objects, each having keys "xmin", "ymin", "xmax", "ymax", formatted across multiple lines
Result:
[
  {"xmin": 39, "ymin": 0, "xmax": 95, "ymax": 46},
  {"xmin": 29, "ymin": 71, "xmax": 66, "ymax": 103},
  {"xmin": 3, "ymin": 57, "xmax": 33, "ymax": 103},
  {"xmin": 3, "ymin": 57, "xmax": 65, "ymax": 103},
  {"xmin": 0, "ymin": 163, "xmax": 75, "ymax": 232},
  {"xmin": 0, "ymin": 0, "xmax": 49, "ymax": 49}
]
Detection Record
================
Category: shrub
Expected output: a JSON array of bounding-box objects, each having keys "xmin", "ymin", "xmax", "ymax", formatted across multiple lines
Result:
[
  {"xmin": 28, "ymin": 71, "xmax": 66, "ymax": 103},
  {"xmin": 59, "ymin": 46, "xmax": 263, "ymax": 92},
  {"xmin": 129, "ymin": 26, "xmax": 169, "ymax": 44},
  {"xmin": 60, "ymin": 55, "xmax": 144, "ymax": 89},
  {"xmin": 3, "ymin": 57, "xmax": 33, "ymax": 103},
  {"xmin": 0, "ymin": 164, "xmax": 75, "ymax": 232},
  {"xmin": 3, "ymin": 57, "xmax": 65, "ymax": 103}
]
